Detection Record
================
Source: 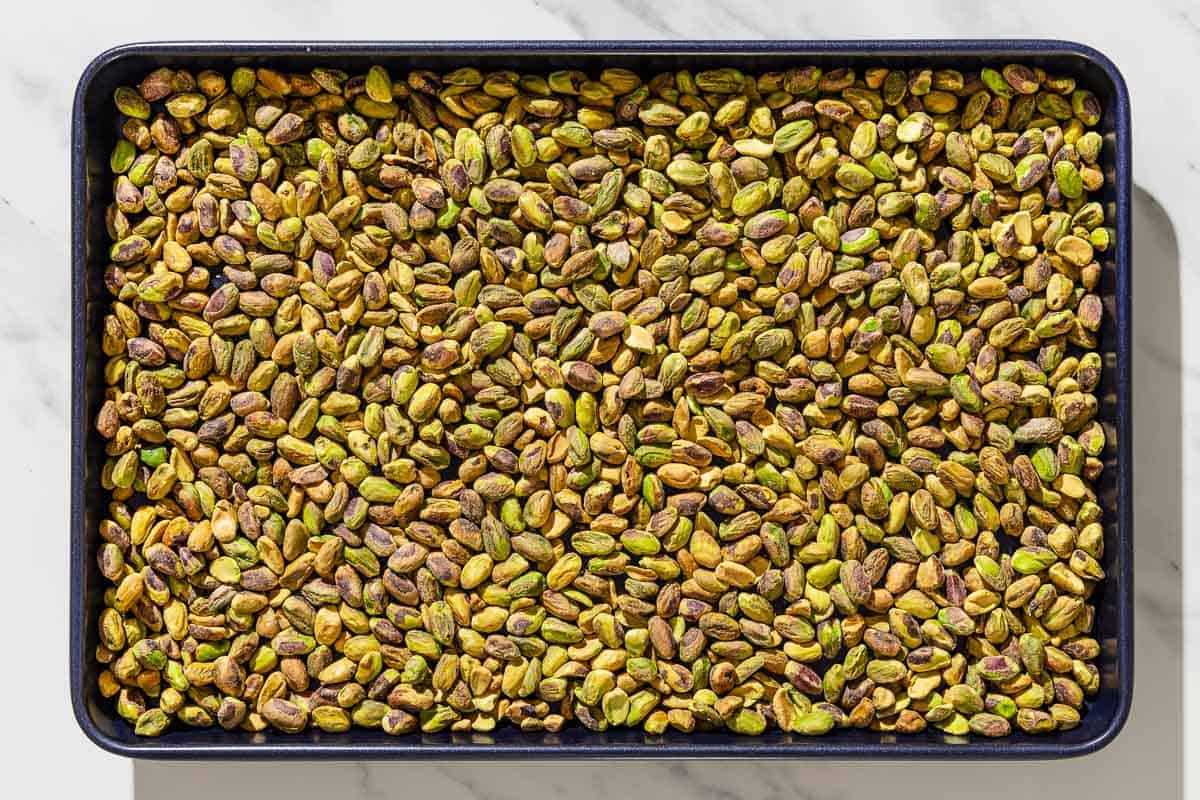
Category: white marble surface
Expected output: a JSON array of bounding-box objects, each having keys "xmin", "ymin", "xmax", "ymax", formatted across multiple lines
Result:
[{"xmin": 2, "ymin": 0, "xmax": 1189, "ymax": 796}]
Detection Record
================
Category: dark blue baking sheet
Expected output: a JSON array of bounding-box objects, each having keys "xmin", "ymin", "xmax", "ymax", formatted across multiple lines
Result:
[{"xmin": 71, "ymin": 40, "xmax": 1132, "ymax": 759}]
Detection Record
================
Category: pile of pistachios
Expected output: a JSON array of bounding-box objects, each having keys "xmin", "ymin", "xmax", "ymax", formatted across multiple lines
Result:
[{"xmin": 94, "ymin": 61, "xmax": 1111, "ymax": 740}]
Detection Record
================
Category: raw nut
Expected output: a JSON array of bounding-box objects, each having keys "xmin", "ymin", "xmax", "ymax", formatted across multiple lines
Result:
[{"xmin": 95, "ymin": 59, "xmax": 1110, "ymax": 741}]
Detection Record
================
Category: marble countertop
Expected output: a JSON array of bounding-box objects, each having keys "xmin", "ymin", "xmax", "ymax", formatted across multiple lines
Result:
[{"xmin": 7, "ymin": 0, "xmax": 1188, "ymax": 796}]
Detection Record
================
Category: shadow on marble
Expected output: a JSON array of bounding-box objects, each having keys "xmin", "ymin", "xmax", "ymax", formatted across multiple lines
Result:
[{"xmin": 134, "ymin": 186, "xmax": 1181, "ymax": 800}]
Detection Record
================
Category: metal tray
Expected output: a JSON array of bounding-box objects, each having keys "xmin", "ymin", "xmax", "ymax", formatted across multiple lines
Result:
[{"xmin": 70, "ymin": 40, "xmax": 1133, "ymax": 759}]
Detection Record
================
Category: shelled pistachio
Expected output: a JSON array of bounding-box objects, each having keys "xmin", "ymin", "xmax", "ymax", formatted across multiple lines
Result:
[{"xmin": 93, "ymin": 60, "xmax": 1111, "ymax": 740}]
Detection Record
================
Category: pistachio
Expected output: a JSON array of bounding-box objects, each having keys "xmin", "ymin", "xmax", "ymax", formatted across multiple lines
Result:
[{"xmin": 97, "ymin": 59, "xmax": 1110, "ymax": 741}]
